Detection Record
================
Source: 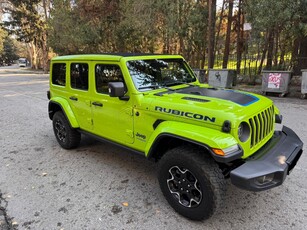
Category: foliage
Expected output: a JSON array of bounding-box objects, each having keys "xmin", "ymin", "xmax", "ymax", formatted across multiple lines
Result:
[
  {"xmin": 2, "ymin": 0, "xmax": 50, "ymax": 70},
  {"xmin": 48, "ymin": 0, "xmax": 119, "ymax": 54},
  {"xmin": 48, "ymin": 0, "xmax": 208, "ymax": 68},
  {"xmin": 3, "ymin": 0, "xmax": 46, "ymax": 42},
  {"xmin": 0, "ymin": 33, "xmax": 19, "ymax": 65},
  {"xmin": 0, "ymin": 35, "xmax": 18, "ymax": 64},
  {"xmin": 1, "ymin": 0, "xmax": 307, "ymax": 72},
  {"xmin": 244, "ymin": 0, "xmax": 307, "ymax": 72}
]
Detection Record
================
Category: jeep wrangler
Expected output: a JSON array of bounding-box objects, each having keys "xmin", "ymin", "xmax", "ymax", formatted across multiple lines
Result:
[{"xmin": 48, "ymin": 54, "xmax": 303, "ymax": 220}]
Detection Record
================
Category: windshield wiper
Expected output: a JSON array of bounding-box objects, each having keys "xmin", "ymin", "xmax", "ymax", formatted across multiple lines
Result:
[
  {"xmin": 162, "ymin": 82, "xmax": 183, "ymax": 87},
  {"xmin": 138, "ymin": 85, "xmax": 160, "ymax": 90},
  {"xmin": 163, "ymin": 81, "xmax": 194, "ymax": 87}
]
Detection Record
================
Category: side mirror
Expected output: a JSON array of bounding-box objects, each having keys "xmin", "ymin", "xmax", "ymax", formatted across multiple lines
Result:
[{"xmin": 108, "ymin": 82, "xmax": 128, "ymax": 100}]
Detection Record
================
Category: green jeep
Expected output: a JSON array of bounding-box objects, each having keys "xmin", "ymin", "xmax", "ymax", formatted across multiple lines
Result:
[{"xmin": 48, "ymin": 54, "xmax": 303, "ymax": 220}]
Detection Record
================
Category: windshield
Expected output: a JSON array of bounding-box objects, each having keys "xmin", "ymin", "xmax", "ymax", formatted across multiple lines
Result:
[{"xmin": 126, "ymin": 59, "xmax": 197, "ymax": 91}]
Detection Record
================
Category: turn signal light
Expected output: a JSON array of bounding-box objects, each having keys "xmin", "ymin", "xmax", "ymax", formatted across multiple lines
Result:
[
  {"xmin": 212, "ymin": 145, "xmax": 240, "ymax": 157},
  {"xmin": 212, "ymin": 148, "xmax": 225, "ymax": 156}
]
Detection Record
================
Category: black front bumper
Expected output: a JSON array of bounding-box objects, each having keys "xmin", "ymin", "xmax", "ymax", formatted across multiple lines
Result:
[{"xmin": 230, "ymin": 126, "xmax": 303, "ymax": 191}]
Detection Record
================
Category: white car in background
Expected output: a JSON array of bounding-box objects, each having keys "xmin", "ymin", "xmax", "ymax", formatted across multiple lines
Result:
[{"xmin": 18, "ymin": 58, "xmax": 27, "ymax": 67}]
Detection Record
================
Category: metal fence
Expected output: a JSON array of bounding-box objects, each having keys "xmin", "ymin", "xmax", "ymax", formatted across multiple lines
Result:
[{"xmin": 212, "ymin": 54, "xmax": 293, "ymax": 76}]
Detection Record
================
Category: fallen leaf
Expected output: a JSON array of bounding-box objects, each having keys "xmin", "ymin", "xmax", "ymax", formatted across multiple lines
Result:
[{"xmin": 122, "ymin": 202, "xmax": 129, "ymax": 207}]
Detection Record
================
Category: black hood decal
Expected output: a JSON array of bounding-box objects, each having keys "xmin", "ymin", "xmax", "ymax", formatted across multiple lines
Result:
[{"xmin": 155, "ymin": 86, "xmax": 259, "ymax": 106}]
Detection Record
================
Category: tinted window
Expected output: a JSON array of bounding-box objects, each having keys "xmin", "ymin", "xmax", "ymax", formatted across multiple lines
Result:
[
  {"xmin": 52, "ymin": 63, "xmax": 66, "ymax": 86},
  {"xmin": 95, "ymin": 64, "xmax": 124, "ymax": 94},
  {"xmin": 70, "ymin": 63, "xmax": 89, "ymax": 90}
]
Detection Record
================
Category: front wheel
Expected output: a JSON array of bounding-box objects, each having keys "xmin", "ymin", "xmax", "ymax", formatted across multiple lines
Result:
[
  {"xmin": 158, "ymin": 146, "xmax": 226, "ymax": 220},
  {"xmin": 52, "ymin": 111, "xmax": 81, "ymax": 149}
]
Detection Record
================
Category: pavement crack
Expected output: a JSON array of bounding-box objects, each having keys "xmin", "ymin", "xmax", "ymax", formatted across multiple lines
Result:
[{"xmin": 0, "ymin": 192, "xmax": 17, "ymax": 230}]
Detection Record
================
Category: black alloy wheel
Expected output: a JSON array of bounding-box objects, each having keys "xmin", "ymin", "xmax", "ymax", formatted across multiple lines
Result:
[
  {"xmin": 158, "ymin": 145, "xmax": 226, "ymax": 220},
  {"xmin": 52, "ymin": 111, "xmax": 81, "ymax": 149}
]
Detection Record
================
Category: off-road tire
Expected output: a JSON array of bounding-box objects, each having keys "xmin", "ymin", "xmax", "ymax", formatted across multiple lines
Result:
[
  {"xmin": 158, "ymin": 145, "xmax": 226, "ymax": 220},
  {"xmin": 52, "ymin": 111, "xmax": 81, "ymax": 149}
]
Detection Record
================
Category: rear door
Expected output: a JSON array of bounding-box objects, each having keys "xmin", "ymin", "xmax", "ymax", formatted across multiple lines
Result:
[{"xmin": 67, "ymin": 62, "xmax": 93, "ymax": 131}]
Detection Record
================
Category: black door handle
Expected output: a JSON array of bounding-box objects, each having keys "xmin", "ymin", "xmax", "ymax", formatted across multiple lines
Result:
[
  {"xmin": 92, "ymin": 101, "xmax": 103, "ymax": 107},
  {"xmin": 69, "ymin": 96, "xmax": 78, "ymax": 101}
]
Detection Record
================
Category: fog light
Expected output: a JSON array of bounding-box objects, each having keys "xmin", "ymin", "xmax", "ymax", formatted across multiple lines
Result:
[{"xmin": 255, "ymin": 173, "xmax": 275, "ymax": 185}]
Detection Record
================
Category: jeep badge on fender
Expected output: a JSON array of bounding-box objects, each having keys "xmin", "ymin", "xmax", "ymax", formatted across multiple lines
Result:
[{"xmin": 48, "ymin": 54, "xmax": 303, "ymax": 221}]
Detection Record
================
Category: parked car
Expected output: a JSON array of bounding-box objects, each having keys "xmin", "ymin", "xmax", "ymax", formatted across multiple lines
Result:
[{"xmin": 18, "ymin": 58, "xmax": 27, "ymax": 67}]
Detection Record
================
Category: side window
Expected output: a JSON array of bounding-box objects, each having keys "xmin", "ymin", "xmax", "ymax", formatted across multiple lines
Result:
[
  {"xmin": 52, "ymin": 63, "xmax": 66, "ymax": 86},
  {"xmin": 95, "ymin": 64, "xmax": 125, "ymax": 94},
  {"xmin": 70, "ymin": 63, "xmax": 89, "ymax": 90}
]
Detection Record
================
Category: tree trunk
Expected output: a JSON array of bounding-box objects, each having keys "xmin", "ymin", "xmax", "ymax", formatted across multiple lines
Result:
[
  {"xmin": 207, "ymin": 0, "xmax": 216, "ymax": 69},
  {"xmin": 41, "ymin": 32, "xmax": 49, "ymax": 73},
  {"xmin": 27, "ymin": 41, "xmax": 38, "ymax": 69},
  {"xmin": 222, "ymin": 0, "xmax": 234, "ymax": 69},
  {"xmin": 258, "ymin": 31, "xmax": 270, "ymax": 74},
  {"xmin": 291, "ymin": 38, "xmax": 300, "ymax": 74},
  {"xmin": 178, "ymin": 1, "xmax": 184, "ymax": 55},
  {"xmin": 200, "ymin": 48, "xmax": 206, "ymax": 70},
  {"xmin": 273, "ymin": 30, "xmax": 279, "ymax": 67},
  {"xmin": 279, "ymin": 47, "xmax": 286, "ymax": 69},
  {"xmin": 215, "ymin": 0, "xmax": 225, "ymax": 55},
  {"xmin": 236, "ymin": 0, "xmax": 243, "ymax": 74},
  {"xmin": 266, "ymin": 29, "xmax": 274, "ymax": 70},
  {"xmin": 295, "ymin": 36, "xmax": 307, "ymax": 74}
]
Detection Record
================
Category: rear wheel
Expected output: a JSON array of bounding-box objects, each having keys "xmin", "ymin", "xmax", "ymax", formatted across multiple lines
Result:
[
  {"xmin": 52, "ymin": 111, "xmax": 81, "ymax": 149},
  {"xmin": 158, "ymin": 146, "xmax": 226, "ymax": 220}
]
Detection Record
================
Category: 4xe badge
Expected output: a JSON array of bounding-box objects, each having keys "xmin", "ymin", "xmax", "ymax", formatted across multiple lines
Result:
[{"xmin": 136, "ymin": 132, "xmax": 146, "ymax": 142}]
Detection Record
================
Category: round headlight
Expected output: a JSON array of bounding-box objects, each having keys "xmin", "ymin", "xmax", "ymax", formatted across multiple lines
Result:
[{"xmin": 238, "ymin": 122, "xmax": 250, "ymax": 142}]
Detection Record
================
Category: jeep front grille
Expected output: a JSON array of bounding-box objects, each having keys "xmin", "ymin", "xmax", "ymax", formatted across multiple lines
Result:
[{"xmin": 249, "ymin": 106, "xmax": 275, "ymax": 148}]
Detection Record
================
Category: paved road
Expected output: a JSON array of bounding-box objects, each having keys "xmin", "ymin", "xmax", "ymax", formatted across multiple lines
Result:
[{"xmin": 0, "ymin": 65, "xmax": 307, "ymax": 230}]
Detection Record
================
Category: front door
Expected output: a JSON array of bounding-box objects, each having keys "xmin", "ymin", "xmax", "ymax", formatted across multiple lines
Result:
[{"xmin": 91, "ymin": 63, "xmax": 134, "ymax": 144}]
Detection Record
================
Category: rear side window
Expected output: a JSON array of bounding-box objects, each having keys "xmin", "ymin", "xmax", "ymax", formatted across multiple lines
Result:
[
  {"xmin": 52, "ymin": 63, "xmax": 66, "ymax": 86},
  {"xmin": 70, "ymin": 63, "xmax": 89, "ymax": 90},
  {"xmin": 95, "ymin": 64, "xmax": 124, "ymax": 94}
]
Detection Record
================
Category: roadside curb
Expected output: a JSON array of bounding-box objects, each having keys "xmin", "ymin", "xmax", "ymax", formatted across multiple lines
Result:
[
  {"xmin": 0, "ymin": 69, "xmax": 47, "ymax": 75},
  {"xmin": 0, "ymin": 66, "xmax": 47, "ymax": 75}
]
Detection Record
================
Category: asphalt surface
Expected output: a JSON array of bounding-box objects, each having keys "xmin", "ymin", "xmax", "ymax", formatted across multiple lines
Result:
[{"xmin": 0, "ymin": 65, "xmax": 307, "ymax": 230}]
